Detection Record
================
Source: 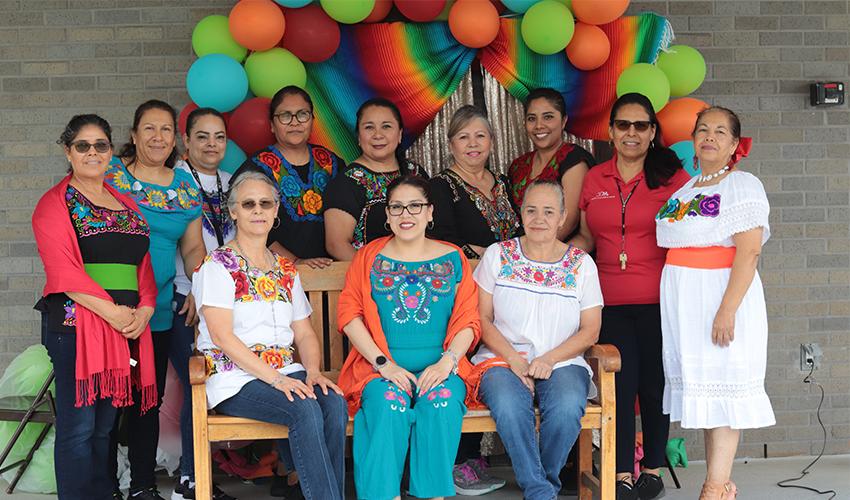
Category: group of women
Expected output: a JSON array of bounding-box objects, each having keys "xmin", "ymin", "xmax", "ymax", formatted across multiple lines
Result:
[{"xmin": 33, "ymin": 83, "xmax": 774, "ymax": 500}]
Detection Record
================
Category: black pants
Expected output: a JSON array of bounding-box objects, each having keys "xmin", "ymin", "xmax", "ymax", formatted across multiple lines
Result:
[
  {"xmin": 109, "ymin": 330, "xmax": 170, "ymax": 492},
  {"xmin": 598, "ymin": 304, "xmax": 669, "ymax": 474}
]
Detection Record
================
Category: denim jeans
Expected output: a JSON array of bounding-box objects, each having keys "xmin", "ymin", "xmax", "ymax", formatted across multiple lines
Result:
[
  {"xmin": 214, "ymin": 371, "xmax": 347, "ymax": 500},
  {"xmin": 42, "ymin": 317, "xmax": 118, "ymax": 500},
  {"xmin": 480, "ymin": 365, "xmax": 589, "ymax": 500}
]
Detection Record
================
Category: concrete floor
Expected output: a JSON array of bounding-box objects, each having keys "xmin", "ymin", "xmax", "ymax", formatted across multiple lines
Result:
[{"xmin": 3, "ymin": 454, "xmax": 848, "ymax": 499}]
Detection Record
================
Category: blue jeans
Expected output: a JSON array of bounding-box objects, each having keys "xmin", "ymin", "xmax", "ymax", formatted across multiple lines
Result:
[
  {"xmin": 480, "ymin": 365, "xmax": 589, "ymax": 500},
  {"xmin": 214, "ymin": 371, "xmax": 347, "ymax": 500},
  {"xmin": 42, "ymin": 317, "xmax": 118, "ymax": 500}
]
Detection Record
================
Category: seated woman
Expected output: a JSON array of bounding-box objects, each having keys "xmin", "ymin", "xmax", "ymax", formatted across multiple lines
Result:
[
  {"xmin": 336, "ymin": 175, "xmax": 480, "ymax": 500},
  {"xmin": 324, "ymin": 98, "xmax": 428, "ymax": 260},
  {"xmin": 193, "ymin": 171, "xmax": 347, "ymax": 500},
  {"xmin": 471, "ymin": 179, "xmax": 603, "ymax": 500},
  {"xmin": 430, "ymin": 105, "xmax": 521, "ymax": 260}
]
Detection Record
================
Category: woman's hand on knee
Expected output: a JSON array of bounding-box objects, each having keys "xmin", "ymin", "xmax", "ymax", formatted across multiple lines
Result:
[
  {"xmin": 416, "ymin": 357, "xmax": 453, "ymax": 396},
  {"xmin": 378, "ymin": 362, "xmax": 417, "ymax": 395},
  {"xmin": 507, "ymin": 354, "xmax": 535, "ymax": 394},
  {"xmin": 305, "ymin": 369, "xmax": 344, "ymax": 396},
  {"xmin": 527, "ymin": 355, "xmax": 554, "ymax": 380},
  {"xmin": 271, "ymin": 374, "xmax": 316, "ymax": 402}
]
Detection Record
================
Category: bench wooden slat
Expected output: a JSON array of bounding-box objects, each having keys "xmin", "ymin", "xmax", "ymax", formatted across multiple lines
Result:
[
  {"xmin": 327, "ymin": 291, "xmax": 343, "ymax": 370},
  {"xmin": 307, "ymin": 291, "xmax": 324, "ymax": 363}
]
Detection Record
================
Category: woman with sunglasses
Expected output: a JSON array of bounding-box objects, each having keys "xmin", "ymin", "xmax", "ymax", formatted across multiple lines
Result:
[
  {"xmin": 507, "ymin": 88, "xmax": 596, "ymax": 239},
  {"xmin": 234, "ymin": 86, "xmax": 345, "ymax": 269},
  {"xmin": 33, "ymin": 114, "xmax": 158, "ymax": 500},
  {"xmin": 324, "ymin": 98, "xmax": 428, "ymax": 261},
  {"xmin": 571, "ymin": 93, "xmax": 690, "ymax": 500},
  {"xmin": 104, "ymin": 100, "xmax": 206, "ymax": 500},
  {"xmin": 194, "ymin": 170, "xmax": 347, "ymax": 500},
  {"xmin": 337, "ymin": 175, "xmax": 480, "ymax": 500}
]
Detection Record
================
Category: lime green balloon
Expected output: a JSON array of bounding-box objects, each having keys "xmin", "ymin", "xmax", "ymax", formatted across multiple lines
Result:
[
  {"xmin": 616, "ymin": 63, "xmax": 671, "ymax": 112},
  {"xmin": 192, "ymin": 15, "xmax": 248, "ymax": 63},
  {"xmin": 320, "ymin": 0, "xmax": 375, "ymax": 24},
  {"xmin": 656, "ymin": 45, "xmax": 706, "ymax": 97},
  {"xmin": 521, "ymin": 0, "xmax": 575, "ymax": 55},
  {"xmin": 244, "ymin": 48, "xmax": 307, "ymax": 98}
]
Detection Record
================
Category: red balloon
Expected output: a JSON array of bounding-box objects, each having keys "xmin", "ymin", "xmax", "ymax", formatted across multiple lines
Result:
[
  {"xmin": 491, "ymin": 0, "xmax": 507, "ymax": 14},
  {"xmin": 280, "ymin": 5, "xmax": 341, "ymax": 63},
  {"xmin": 362, "ymin": 0, "xmax": 394, "ymax": 22},
  {"xmin": 656, "ymin": 97, "xmax": 710, "ymax": 147},
  {"xmin": 395, "ymin": 0, "xmax": 446, "ymax": 22},
  {"xmin": 228, "ymin": 97, "xmax": 275, "ymax": 157},
  {"xmin": 178, "ymin": 102, "xmax": 199, "ymax": 136}
]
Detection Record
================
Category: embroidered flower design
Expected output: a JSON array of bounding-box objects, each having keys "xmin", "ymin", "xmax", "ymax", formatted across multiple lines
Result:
[
  {"xmin": 404, "ymin": 294, "xmax": 419, "ymax": 309},
  {"xmin": 302, "ymin": 189, "xmax": 322, "ymax": 214},
  {"xmin": 384, "ymin": 391, "xmax": 397, "ymax": 401},
  {"xmin": 312, "ymin": 169, "xmax": 329, "ymax": 192},
  {"xmin": 72, "ymin": 204, "xmax": 91, "ymax": 220},
  {"xmin": 62, "ymin": 300, "xmax": 76, "ymax": 327},
  {"xmin": 255, "ymin": 276, "xmax": 277, "ymax": 301},
  {"xmin": 439, "ymin": 387, "xmax": 451, "ymax": 398},
  {"xmin": 698, "ymin": 194, "xmax": 721, "ymax": 217},
  {"xmin": 313, "ymin": 147, "xmax": 332, "ymax": 172},
  {"xmin": 258, "ymin": 151, "xmax": 281, "ymax": 172},
  {"xmin": 656, "ymin": 199, "xmax": 680, "ymax": 220},
  {"xmin": 280, "ymin": 176, "xmax": 301, "ymax": 198},
  {"xmin": 146, "ymin": 190, "xmax": 167, "ymax": 208},
  {"xmin": 110, "ymin": 169, "xmax": 131, "ymax": 190},
  {"xmin": 431, "ymin": 279, "xmax": 443, "ymax": 289},
  {"xmin": 213, "ymin": 248, "xmax": 240, "ymax": 271},
  {"xmin": 261, "ymin": 349, "xmax": 285, "ymax": 369},
  {"xmin": 382, "ymin": 277, "xmax": 394, "ymax": 287}
]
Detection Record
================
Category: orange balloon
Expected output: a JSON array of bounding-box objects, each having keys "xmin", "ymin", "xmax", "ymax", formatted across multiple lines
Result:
[
  {"xmin": 566, "ymin": 23, "xmax": 610, "ymax": 70},
  {"xmin": 657, "ymin": 97, "xmax": 710, "ymax": 146},
  {"xmin": 362, "ymin": 0, "xmax": 393, "ymax": 22},
  {"xmin": 229, "ymin": 0, "xmax": 286, "ymax": 51},
  {"xmin": 572, "ymin": 0, "xmax": 629, "ymax": 25},
  {"xmin": 449, "ymin": 0, "xmax": 500, "ymax": 48}
]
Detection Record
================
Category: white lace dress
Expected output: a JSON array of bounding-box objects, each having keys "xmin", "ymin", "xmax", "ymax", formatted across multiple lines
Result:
[{"xmin": 655, "ymin": 171, "xmax": 775, "ymax": 429}]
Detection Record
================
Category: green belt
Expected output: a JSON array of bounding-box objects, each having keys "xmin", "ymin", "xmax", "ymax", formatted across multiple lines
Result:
[{"xmin": 84, "ymin": 263, "xmax": 138, "ymax": 291}]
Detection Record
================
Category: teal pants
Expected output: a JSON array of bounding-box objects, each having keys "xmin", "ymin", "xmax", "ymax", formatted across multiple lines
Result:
[{"xmin": 353, "ymin": 374, "xmax": 466, "ymax": 500}]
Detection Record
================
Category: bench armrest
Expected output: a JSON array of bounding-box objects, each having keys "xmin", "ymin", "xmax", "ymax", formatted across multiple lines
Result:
[
  {"xmin": 585, "ymin": 344, "xmax": 621, "ymax": 373},
  {"xmin": 189, "ymin": 354, "xmax": 209, "ymax": 385}
]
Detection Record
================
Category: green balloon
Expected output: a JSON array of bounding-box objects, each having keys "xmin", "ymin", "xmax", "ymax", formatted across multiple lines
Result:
[
  {"xmin": 244, "ymin": 48, "xmax": 307, "ymax": 99},
  {"xmin": 521, "ymin": 0, "xmax": 575, "ymax": 55},
  {"xmin": 192, "ymin": 15, "xmax": 248, "ymax": 63},
  {"xmin": 320, "ymin": 0, "xmax": 375, "ymax": 24},
  {"xmin": 656, "ymin": 45, "xmax": 706, "ymax": 97},
  {"xmin": 616, "ymin": 63, "xmax": 671, "ymax": 112}
]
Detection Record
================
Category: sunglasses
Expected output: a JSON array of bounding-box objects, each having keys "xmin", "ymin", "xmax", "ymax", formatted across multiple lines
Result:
[
  {"xmin": 70, "ymin": 140, "xmax": 112, "ymax": 154},
  {"xmin": 387, "ymin": 202, "xmax": 429, "ymax": 216},
  {"xmin": 612, "ymin": 120, "xmax": 653, "ymax": 132},
  {"xmin": 274, "ymin": 110, "xmax": 312, "ymax": 126},
  {"xmin": 239, "ymin": 199, "xmax": 276, "ymax": 210}
]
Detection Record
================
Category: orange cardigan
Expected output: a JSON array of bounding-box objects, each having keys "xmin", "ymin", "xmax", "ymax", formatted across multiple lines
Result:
[{"xmin": 336, "ymin": 236, "xmax": 481, "ymax": 416}]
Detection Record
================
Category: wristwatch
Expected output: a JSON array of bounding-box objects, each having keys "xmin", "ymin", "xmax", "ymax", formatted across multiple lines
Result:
[{"xmin": 372, "ymin": 355, "xmax": 388, "ymax": 372}]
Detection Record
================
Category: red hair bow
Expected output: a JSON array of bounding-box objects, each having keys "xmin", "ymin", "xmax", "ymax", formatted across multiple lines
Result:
[{"xmin": 730, "ymin": 137, "xmax": 752, "ymax": 166}]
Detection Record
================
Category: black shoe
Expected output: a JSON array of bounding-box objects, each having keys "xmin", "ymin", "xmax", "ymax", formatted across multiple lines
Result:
[
  {"xmin": 129, "ymin": 487, "xmax": 166, "ymax": 500},
  {"xmin": 270, "ymin": 474, "xmax": 304, "ymax": 499},
  {"xmin": 617, "ymin": 479, "xmax": 640, "ymax": 500},
  {"xmin": 113, "ymin": 490, "xmax": 125, "ymax": 500},
  {"xmin": 635, "ymin": 472, "xmax": 665, "ymax": 499},
  {"xmin": 171, "ymin": 478, "xmax": 237, "ymax": 500}
]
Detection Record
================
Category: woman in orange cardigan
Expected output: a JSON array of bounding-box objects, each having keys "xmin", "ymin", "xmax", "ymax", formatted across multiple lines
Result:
[{"xmin": 337, "ymin": 175, "xmax": 480, "ymax": 500}]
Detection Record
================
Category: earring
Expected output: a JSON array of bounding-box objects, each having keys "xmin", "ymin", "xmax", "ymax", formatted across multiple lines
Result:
[
  {"xmin": 384, "ymin": 221, "xmax": 391, "ymax": 232},
  {"xmin": 272, "ymin": 217, "xmax": 281, "ymax": 229},
  {"xmin": 427, "ymin": 220, "xmax": 434, "ymax": 230}
]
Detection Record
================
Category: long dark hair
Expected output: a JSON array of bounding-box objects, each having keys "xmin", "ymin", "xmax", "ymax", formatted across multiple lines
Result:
[
  {"xmin": 386, "ymin": 174, "xmax": 431, "ymax": 204},
  {"xmin": 185, "ymin": 107, "xmax": 226, "ymax": 136},
  {"xmin": 609, "ymin": 93, "xmax": 682, "ymax": 189},
  {"xmin": 356, "ymin": 97, "xmax": 407, "ymax": 167},
  {"xmin": 117, "ymin": 99, "xmax": 179, "ymax": 168}
]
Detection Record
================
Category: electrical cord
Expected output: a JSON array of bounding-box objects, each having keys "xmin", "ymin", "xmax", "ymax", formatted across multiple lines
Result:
[{"xmin": 776, "ymin": 361, "xmax": 837, "ymax": 499}]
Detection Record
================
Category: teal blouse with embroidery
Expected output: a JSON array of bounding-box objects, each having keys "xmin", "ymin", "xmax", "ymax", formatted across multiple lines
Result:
[{"xmin": 370, "ymin": 251, "xmax": 461, "ymax": 373}]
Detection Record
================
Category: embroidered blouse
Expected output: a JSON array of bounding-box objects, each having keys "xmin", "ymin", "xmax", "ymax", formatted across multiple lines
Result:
[
  {"xmin": 324, "ymin": 160, "xmax": 428, "ymax": 249},
  {"xmin": 193, "ymin": 247, "xmax": 311, "ymax": 408},
  {"xmin": 234, "ymin": 143, "xmax": 344, "ymax": 259},
  {"xmin": 508, "ymin": 142, "xmax": 596, "ymax": 207},
  {"xmin": 41, "ymin": 185, "xmax": 150, "ymax": 333},
  {"xmin": 430, "ymin": 169, "xmax": 521, "ymax": 258}
]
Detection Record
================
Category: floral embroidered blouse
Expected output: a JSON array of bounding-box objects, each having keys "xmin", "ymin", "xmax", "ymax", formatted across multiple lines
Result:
[
  {"xmin": 370, "ymin": 251, "xmax": 462, "ymax": 373},
  {"xmin": 40, "ymin": 185, "xmax": 150, "ymax": 333},
  {"xmin": 324, "ymin": 160, "xmax": 428, "ymax": 249},
  {"xmin": 472, "ymin": 238, "xmax": 603, "ymax": 396},
  {"xmin": 193, "ymin": 247, "xmax": 312, "ymax": 408},
  {"xmin": 508, "ymin": 142, "xmax": 596, "ymax": 207},
  {"xmin": 105, "ymin": 157, "xmax": 202, "ymax": 331}
]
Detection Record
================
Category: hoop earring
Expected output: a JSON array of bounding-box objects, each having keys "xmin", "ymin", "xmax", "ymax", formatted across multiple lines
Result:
[
  {"xmin": 384, "ymin": 221, "xmax": 391, "ymax": 232},
  {"xmin": 427, "ymin": 220, "xmax": 434, "ymax": 230},
  {"xmin": 272, "ymin": 217, "xmax": 281, "ymax": 229}
]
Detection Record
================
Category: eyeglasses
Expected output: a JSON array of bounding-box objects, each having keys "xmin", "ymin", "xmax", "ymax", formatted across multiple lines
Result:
[
  {"xmin": 387, "ymin": 202, "xmax": 430, "ymax": 216},
  {"xmin": 70, "ymin": 140, "xmax": 112, "ymax": 154},
  {"xmin": 239, "ymin": 199, "xmax": 276, "ymax": 210},
  {"xmin": 274, "ymin": 110, "xmax": 312, "ymax": 126},
  {"xmin": 613, "ymin": 120, "xmax": 653, "ymax": 132}
]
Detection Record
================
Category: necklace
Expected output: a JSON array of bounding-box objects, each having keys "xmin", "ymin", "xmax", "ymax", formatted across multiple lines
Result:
[
  {"xmin": 232, "ymin": 239, "xmax": 279, "ymax": 338},
  {"xmin": 186, "ymin": 161, "xmax": 227, "ymax": 246},
  {"xmin": 696, "ymin": 165, "xmax": 730, "ymax": 183}
]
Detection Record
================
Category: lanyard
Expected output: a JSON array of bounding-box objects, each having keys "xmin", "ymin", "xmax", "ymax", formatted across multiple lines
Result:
[
  {"xmin": 187, "ymin": 162, "xmax": 227, "ymax": 247},
  {"xmin": 615, "ymin": 180, "xmax": 639, "ymax": 270}
]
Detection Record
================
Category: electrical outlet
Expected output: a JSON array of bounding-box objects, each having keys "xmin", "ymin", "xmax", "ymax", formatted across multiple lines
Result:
[{"xmin": 800, "ymin": 342, "xmax": 822, "ymax": 371}]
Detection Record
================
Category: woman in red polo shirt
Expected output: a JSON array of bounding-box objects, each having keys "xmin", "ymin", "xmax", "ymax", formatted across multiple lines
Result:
[{"xmin": 571, "ymin": 93, "xmax": 690, "ymax": 500}]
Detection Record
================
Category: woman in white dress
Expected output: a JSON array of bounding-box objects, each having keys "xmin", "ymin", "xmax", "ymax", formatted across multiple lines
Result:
[{"xmin": 655, "ymin": 107, "xmax": 774, "ymax": 499}]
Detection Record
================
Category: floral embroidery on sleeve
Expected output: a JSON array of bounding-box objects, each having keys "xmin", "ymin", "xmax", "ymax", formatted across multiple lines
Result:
[{"xmin": 657, "ymin": 193, "xmax": 721, "ymax": 222}]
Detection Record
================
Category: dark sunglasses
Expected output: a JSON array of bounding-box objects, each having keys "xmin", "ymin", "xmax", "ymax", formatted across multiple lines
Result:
[
  {"xmin": 387, "ymin": 202, "xmax": 430, "ymax": 216},
  {"xmin": 239, "ymin": 199, "xmax": 276, "ymax": 210},
  {"xmin": 612, "ymin": 120, "xmax": 653, "ymax": 132},
  {"xmin": 70, "ymin": 140, "xmax": 112, "ymax": 154}
]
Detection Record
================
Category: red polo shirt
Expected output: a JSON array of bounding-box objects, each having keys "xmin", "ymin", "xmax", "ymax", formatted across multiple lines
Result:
[{"xmin": 579, "ymin": 158, "xmax": 691, "ymax": 305}]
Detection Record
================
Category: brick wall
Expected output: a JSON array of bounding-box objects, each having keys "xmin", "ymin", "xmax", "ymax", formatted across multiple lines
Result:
[{"xmin": 1, "ymin": 0, "xmax": 847, "ymax": 459}]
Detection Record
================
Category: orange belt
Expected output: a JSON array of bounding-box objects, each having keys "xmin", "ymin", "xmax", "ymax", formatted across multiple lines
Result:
[{"xmin": 666, "ymin": 246, "xmax": 736, "ymax": 269}]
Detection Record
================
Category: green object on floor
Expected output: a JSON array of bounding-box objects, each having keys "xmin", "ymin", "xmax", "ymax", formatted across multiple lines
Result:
[{"xmin": 666, "ymin": 438, "xmax": 688, "ymax": 468}]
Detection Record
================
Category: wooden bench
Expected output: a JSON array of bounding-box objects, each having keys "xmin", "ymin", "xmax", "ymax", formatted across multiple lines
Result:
[{"xmin": 190, "ymin": 261, "xmax": 620, "ymax": 499}]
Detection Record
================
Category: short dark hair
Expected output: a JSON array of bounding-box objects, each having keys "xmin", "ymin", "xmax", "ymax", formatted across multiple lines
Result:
[
  {"xmin": 117, "ymin": 99, "xmax": 179, "ymax": 168},
  {"xmin": 269, "ymin": 86, "xmax": 313, "ymax": 121},
  {"xmin": 356, "ymin": 97, "xmax": 406, "ymax": 165},
  {"xmin": 524, "ymin": 88, "xmax": 567, "ymax": 120},
  {"xmin": 185, "ymin": 107, "xmax": 226, "ymax": 136},
  {"xmin": 386, "ymin": 174, "xmax": 431, "ymax": 204},
  {"xmin": 693, "ymin": 106, "xmax": 741, "ymax": 139},
  {"xmin": 57, "ymin": 114, "xmax": 112, "ymax": 148}
]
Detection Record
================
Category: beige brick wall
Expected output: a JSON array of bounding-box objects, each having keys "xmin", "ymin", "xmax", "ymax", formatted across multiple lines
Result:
[{"xmin": 1, "ymin": 0, "xmax": 847, "ymax": 459}]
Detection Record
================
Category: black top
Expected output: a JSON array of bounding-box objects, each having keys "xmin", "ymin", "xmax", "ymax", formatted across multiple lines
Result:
[
  {"xmin": 232, "ymin": 143, "xmax": 345, "ymax": 259},
  {"xmin": 38, "ymin": 186, "xmax": 150, "ymax": 333},
  {"xmin": 429, "ymin": 169, "xmax": 522, "ymax": 258},
  {"xmin": 324, "ymin": 160, "xmax": 428, "ymax": 249}
]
